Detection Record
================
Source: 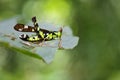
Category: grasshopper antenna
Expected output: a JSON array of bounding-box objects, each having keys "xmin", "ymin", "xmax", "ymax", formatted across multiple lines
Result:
[{"xmin": 32, "ymin": 16, "xmax": 39, "ymax": 28}]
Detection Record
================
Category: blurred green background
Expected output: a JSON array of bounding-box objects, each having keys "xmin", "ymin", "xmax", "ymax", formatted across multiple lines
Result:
[{"xmin": 0, "ymin": 0, "xmax": 120, "ymax": 80}]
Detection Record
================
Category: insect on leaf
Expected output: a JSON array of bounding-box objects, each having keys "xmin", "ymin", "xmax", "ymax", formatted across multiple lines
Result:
[{"xmin": 0, "ymin": 16, "xmax": 79, "ymax": 63}]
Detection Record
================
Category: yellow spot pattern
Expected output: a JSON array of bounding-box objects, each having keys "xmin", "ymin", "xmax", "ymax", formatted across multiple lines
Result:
[
  {"xmin": 46, "ymin": 33, "xmax": 53, "ymax": 39},
  {"xmin": 54, "ymin": 32, "xmax": 61, "ymax": 38},
  {"xmin": 28, "ymin": 36, "xmax": 40, "ymax": 41},
  {"xmin": 39, "ymin": 31, "xmax": 44, "ymax": 38}
]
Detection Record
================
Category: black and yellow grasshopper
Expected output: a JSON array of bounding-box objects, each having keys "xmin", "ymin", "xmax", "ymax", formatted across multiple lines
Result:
[{"xmin": 14, "ymin": 17, "xmax": 62, "ymax": 47}]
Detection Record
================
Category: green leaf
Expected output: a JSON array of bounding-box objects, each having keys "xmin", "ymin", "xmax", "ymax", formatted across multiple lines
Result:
[{"xmin": 0, "ymin": 17, "xmax": 79, "ymax": 63}]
